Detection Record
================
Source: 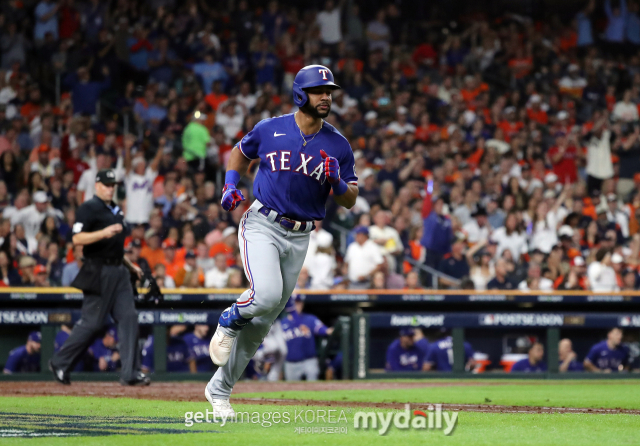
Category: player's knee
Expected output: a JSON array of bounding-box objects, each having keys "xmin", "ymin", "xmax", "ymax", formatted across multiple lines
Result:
[{"xmin": 252, "ymin": 285, "xmax": 283, "ymax": 311}]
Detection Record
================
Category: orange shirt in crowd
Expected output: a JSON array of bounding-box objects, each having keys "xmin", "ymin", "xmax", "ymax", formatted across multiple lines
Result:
[
  {"xmin": 141, "ymin": 247, "xmax": 165, "ymax": 270},
  {"xmin": 527, "ymin": 107, "xmax": 548, "ymax": 125},
  {"xmin": 415, "ymin": 123, "xmax": 440, "ymax": 141},
  {"xmin": 205, "ymin": 93, "xmax": 229, "ymax": 111},
  {"xmin": 497, "ymin": 120, "xmax": 524, "ymax": 142},
  {"xmin": 163, "ymin": 258, "xmax": 184, "ymax": 279},
  {"xmin": 508, "ymin": 57, "xmax": 533, "ymax": 79}
]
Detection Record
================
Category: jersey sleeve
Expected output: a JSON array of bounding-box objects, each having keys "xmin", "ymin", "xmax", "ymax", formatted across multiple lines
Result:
[
  {"xmin": 311, "ymin": 315, "xmax": 328, "ymax": 336},
  {"xmin": 385, "ymin": 344, "xmax": 400, "ymax": 371},
  {"xmin": 236, "ymin": 120, "xmax": 264, "ymax": 160},
  {"xmin": 73, "ymin": 203, "xmax": 94, "ymax": 235},
  {"xmin": 464, "ymin": 342, "xmax": 475, "ymax": 362},
  {"xmin": 2, "ymin": 348, "xmax": 21, "ymax": 373},
  {"xmin": 585, "ymin": 344, "xmax": 599, "ymax": 365},
  {"xmin": 141, "ymin": 339, "xmax": 154, "ymax": 370},
  {"xmin": 338, "ymin": 140, "xmax": 358, "ymax": 185}
]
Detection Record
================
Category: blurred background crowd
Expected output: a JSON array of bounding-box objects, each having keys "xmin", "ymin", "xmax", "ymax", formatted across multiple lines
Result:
[{"xmin": 0, "ymin": 0, "xmax": 639, "ymax": 293}]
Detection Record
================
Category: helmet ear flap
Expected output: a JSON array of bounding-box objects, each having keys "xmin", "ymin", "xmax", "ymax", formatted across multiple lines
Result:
[{"xmin": 292, "ymin": 84, "xmax": 308, "ymax": 107}]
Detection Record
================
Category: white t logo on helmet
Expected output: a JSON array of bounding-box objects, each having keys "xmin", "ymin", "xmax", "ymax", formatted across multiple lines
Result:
[{"xmin": 318, "ymin": 69, "xmax": 329, "ymax": 80}]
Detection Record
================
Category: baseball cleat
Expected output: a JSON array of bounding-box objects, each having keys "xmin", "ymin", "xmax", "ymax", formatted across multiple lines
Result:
[
  {"xmin": 49, "ymin": 360, "xmax": 70, "ymax": 385},
  {"xmin": 205, "ymin": 386, "xmax": 236, "ymax": 419},
  {"xmin": 120, "ymin": 372, "xmax": 151, "ymax": 386},
  {"xmin": 209, "ymin": 324, "xmax": 235, "ymax": 366}
]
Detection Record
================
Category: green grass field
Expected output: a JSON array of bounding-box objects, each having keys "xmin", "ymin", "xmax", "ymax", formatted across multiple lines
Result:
[{"xmin": 1, "ymin": 380, "xmax": 639, "ymax": 446}]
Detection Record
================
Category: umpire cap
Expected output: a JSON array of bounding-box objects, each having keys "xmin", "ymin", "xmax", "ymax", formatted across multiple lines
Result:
[
  {"xmin": 292, "ymin": 65, "xmax": 340, "ymax": 107},
  {"xmin": 96, "ymin": 169, "xmax": 117, "ymax": 185}
]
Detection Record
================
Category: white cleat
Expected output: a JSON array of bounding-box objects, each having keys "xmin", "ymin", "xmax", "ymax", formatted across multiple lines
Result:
[
  {"xmin": 205, "ymin": 386, "xmax": 236, "ymax": 420},
  {"xmin": 209, "ymin": 324, "xmax": 236, "ymax": 366}
]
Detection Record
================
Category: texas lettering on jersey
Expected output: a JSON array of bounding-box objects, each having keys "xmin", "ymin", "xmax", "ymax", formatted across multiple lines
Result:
[
  {"xmin": 235, "ymin": 113, "xmax": 358, "ymax": 221},
  {"xmin": 264, "ymin": 151, "xmax": 326, "ymax": 184}
]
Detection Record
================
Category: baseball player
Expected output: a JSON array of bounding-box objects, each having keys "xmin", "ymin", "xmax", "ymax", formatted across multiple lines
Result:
[
  {"xmin": 424, "ymin": 331, "xmax": 476, "ymax": 372},
  {"xmin": 183, "ymin": 325, "xmax": 213, "ymax": 372},
  {"xmin": 584, "ymin": 327, "xmax": 630, "ymax": 372},
  {"xmin": 281, "ymin": 295, "xmax": 333, "ymax": 381},
  {"xmin": 2, "ymin": 331, "xmax": 41, "ymax": 374},
  {"xmin": 385, "ymin": 328, "xmax": 426, "ymax": 372},
  {"xmin": 206, "ymin": 65, "xmax": 358, "ymax": 417}
]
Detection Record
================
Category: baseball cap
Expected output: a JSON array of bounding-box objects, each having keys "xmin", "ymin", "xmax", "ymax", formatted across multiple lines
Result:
[
  {"xmin": 611, "ymin": 253, "xmax": 624, "ymax": 264},
  {"xmin": 95, "ymin": 169, "xmax": 117, "ymax": 185},
  {"xmin": 28, "ymin": 331, "xmax": 41, "ymax": 343},
  {"xmin": 185, "ymin": 250, "xmax": 196, "ymax": 259},
  {"xmin": 558, "ymin": 225, "xmax": 574, "ymax": 238},
  {"xmin": 18, "ymin": 256, "xmax": 37, "ymax": 268},
  {"xmin": 144, "ymin": 229, "xmax": 159, "ymax": 240},
  {"xmin": 557, "ymin": 111, "xmax": 569, "ymax": 120},
  {"xmin": 354, "ymin": 226, "xmax": 369, "ymax": 236},
  {"xmin": 400, "ymin": 328, "xmax": 416, "ymax": 337},
  {"xmin": 162, "ymin": 238, "xmax": 176, "ymax": 249},
  {"xmin": 530, "ymin": 94, "xmax": 541, "ymax": 103},
  {"xmin": 222, "ymin": 227, "xmax": 237, "ymax": 239},
  {"xmin": 571, "ymin": 256, "xmax": 585, "ymax": 267},
  {"xmin": 105, "ymin": 326, "xmax": 118, "ymax": 341},
  {"xmin": 34, "ymin": 264, "xmax": 47, "ymax": 275},
  {"xmin": 33, "ymin": 191, "xmax": 49, "ymax": 204},
  {"xmin": 316, "ymin": 231, "xmax": 333, "ymax": 249},
  {"xmin": 364, "ymin": 110, "xmax": 378, "ymax": 121},
  {"xmin": 37, "ymin": 144, "xmax": 50, "ymax": 153}
]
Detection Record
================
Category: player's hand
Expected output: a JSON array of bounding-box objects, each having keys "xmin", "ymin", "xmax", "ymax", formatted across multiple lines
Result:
[
  {"xmin": 99, "ymin": 357, "xmax": 108, "ymax": 371},
  {"xmin": 112, "ymin": 352, "xmax": 120, "ymax": 362},
  {"xmin": 326, "ymin": 327, "xmax": 334, "ymax": 336},
  {"xmin": 320, "ymin": 150, "xmax": 340, "ymax": 184},
  {"xmin": 102, "ymin": 224, "xmax": 123, "ymax": 239},
  {"xmin": 221, "ymin": 184, "xmax": 245, "ymax": 212}
]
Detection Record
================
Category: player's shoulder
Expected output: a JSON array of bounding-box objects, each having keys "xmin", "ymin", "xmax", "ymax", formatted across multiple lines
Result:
[
  {"xmin": 8, "ymin": 345, "xmax": 26, "ymax": 357},
  {"xmin": 321, "ymin": 121, "xmax": 350, "ymax": 145},
  {"xmin": 254, "ymin": 113, "xmax": 294, "ymax": 131},
  {"xmin": 388, "ymin": 338, "xmax": 401, "ymax": 350}
]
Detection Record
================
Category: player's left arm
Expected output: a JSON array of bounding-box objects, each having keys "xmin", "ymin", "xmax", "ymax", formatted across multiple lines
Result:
[{"xmin": 320, "ymin": 145, "xmax": 359, "ymax": 209}]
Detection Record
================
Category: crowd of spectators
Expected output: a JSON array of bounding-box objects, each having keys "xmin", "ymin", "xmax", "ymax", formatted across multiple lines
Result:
[{"xmin": 0, "ymin": 0, "xmax": 640, "ymax": 292}]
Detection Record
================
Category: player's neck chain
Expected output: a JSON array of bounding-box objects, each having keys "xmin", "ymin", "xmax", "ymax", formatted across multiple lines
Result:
[{"xmin": 294, "ymin": 111, "xmax": 323, "ymax": 147}]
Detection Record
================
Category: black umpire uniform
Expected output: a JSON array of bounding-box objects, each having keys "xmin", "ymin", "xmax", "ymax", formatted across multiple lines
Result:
[{"xmin": 49, "ymin": 169, "xmax": 149, "ymax": 386}]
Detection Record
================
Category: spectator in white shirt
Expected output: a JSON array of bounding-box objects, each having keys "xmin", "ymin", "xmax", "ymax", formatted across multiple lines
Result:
[
  {"xmin": 463, "ymin": 206, "xmax": 491, "ymax": 244},
  {"xmin": 518, "ymin": 262, "xmax": 554, "ymax": 291},
  {"xmin": 307, "ymin": 231, "xmax": 336, "ymax": 290},
  {"xmin": 344, "ymin": 226, "xmax": 384, "ymax": 289},
  {"xmin": 316, "ymin": 0, "xmax": 343, "ymax": 45},
  {"xmin": 11, "ymin": 191, "xmax": 62, "ymax": 242},
  {"xmin": 587, "ymin": 248, "xmax": 620, "ymax": 291},
  {"xmin": 124, "ymin": 141, "xmax": 163, "ymax": 225},
  {"xmin": 369, "ymin": 210, "xmax": 403, "ymax": 273},
  {"xmin": 303, "ymin": 221, "xmax": 333, "ymax": 269},
  {"xmin": 491, "ymin": 212, "xmax": 528, "ymax": 262},
  {"xmin": 216, "ymin": 100, "xmax": 245, "ymax": 142},
  {"xmin": 612, "ymin": 90, "xmax": 639, "ymax": 122},
  {"xmin": 606, "ymin": 193, "xmax": 629, "ymax": 238},
  {"xmin": 205, "ymin": 254, "xmax": 232, "ymax": 288},
  {"xmin": 236, "ymin": 82, "xmax": 257, "ymax": 111},
  {"xmin": 386, "ymin": 106, "xmax": 416, "ymax": 135}
]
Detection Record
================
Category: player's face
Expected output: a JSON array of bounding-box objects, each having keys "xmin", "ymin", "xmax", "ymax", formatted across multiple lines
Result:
[
  {"xmin": 608, "ymin": 328, "xmax": 622, "ymax": 346},
  {"xmin": 302, "ymin": 86, "xmax": 335, "ymax": 118}
]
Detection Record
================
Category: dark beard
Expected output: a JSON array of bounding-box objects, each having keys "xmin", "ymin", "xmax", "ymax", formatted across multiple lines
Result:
[{"xmin": 300, "ymin": 100, "xmax": 330, "ymax": 118}]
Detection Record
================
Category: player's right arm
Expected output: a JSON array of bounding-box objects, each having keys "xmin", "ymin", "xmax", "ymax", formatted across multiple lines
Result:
[{"xmin": 221, "ymin": 122, "xmax": 263, "ymax": 211}]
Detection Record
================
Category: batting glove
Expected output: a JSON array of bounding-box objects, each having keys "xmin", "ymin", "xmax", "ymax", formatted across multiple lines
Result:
[
  {"xmin": 320, "ymin": 150, "xmax": 349, "ymax": 195},
  {"xmin": 221, "ymin": 184, "xmax": 245, "ymax": 211},
  {"xmin": 320, "ymin": 150, "xmax": 340, "ymax": 184}
]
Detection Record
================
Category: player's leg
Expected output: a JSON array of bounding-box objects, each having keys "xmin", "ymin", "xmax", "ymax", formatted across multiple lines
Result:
[
  {"xmin": 208, "ymin": 296, "xmax": 291, "ymax": 398},
  {"xmin": 109, "ymin": 265, "xmax": 142, "ymax": 382},
  {"xmin": 284, "ymin": 361, "xmax": 305, "ymax": 381},
  {"xmin": 304, "ymin": 357, "xmax": 320, "ymax": 381}
]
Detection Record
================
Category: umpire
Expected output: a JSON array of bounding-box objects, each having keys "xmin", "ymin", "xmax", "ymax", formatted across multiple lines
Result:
[{"xmin": 49, "ymin": 169, "xmax": 150, "ymax": 386}]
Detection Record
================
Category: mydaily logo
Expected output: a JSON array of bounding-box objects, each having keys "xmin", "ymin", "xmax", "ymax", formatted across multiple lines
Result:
[{"xmin": 354, "ymin": 404, "xmax": 457, "ymax": 436}]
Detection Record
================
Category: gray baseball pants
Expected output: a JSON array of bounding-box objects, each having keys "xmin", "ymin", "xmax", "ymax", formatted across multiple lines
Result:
[{"xmin": 207, "ymin": 200, "xmax": 310, "ymax": 398}]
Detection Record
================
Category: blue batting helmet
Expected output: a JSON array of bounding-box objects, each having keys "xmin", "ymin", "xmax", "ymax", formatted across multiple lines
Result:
[{"xmin": 292, "ymin": 65, "xmax": 340, "ymax": 107}]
